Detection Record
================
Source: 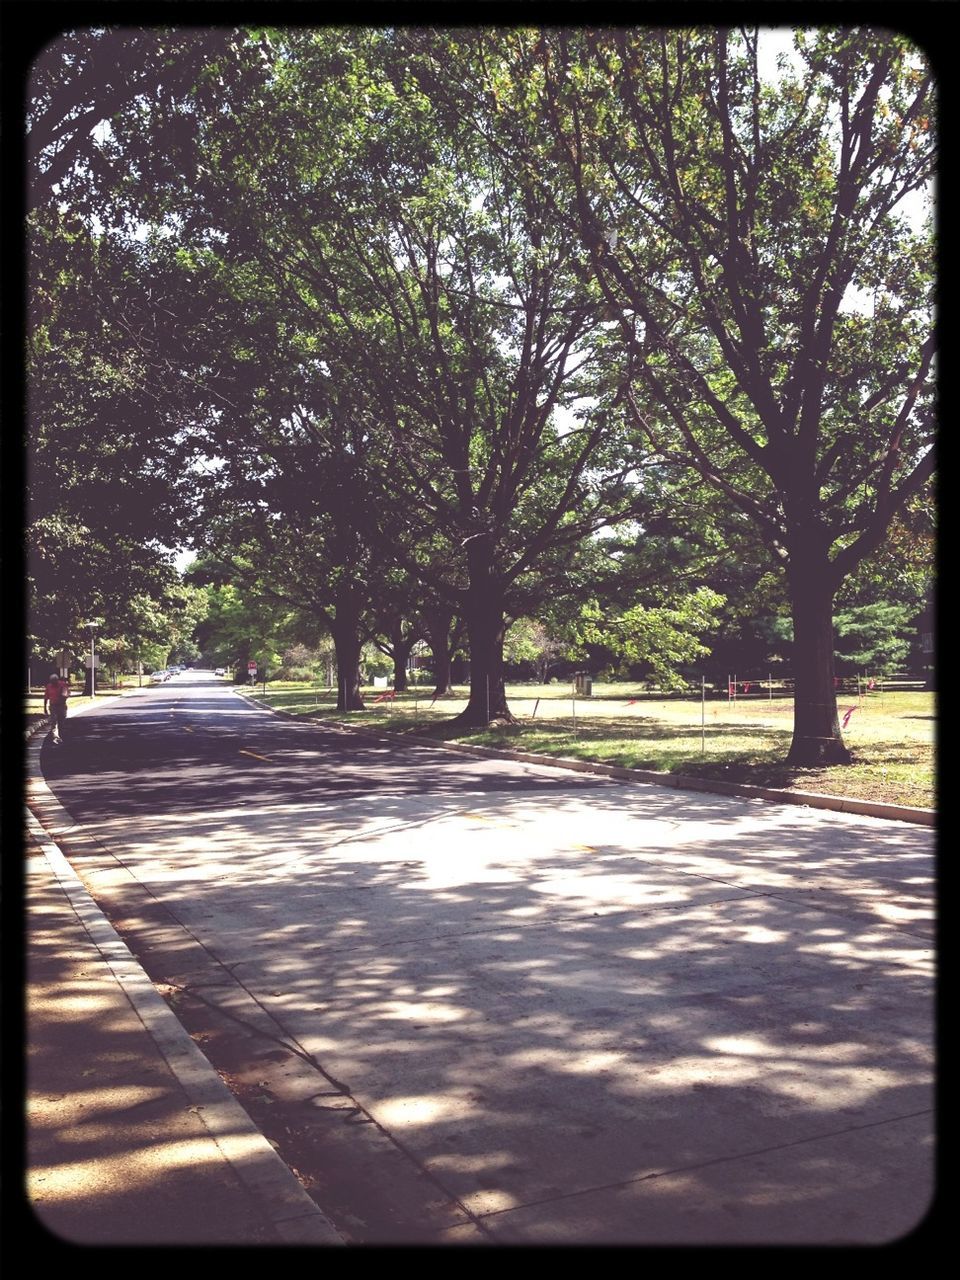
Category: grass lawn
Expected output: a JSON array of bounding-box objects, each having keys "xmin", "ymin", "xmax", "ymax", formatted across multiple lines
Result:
[{"xmin": 249, "ymin": 679, "xmax": 936, "ymax": 811}]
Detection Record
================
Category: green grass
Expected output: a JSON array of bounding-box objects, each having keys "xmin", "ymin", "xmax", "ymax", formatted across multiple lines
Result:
[{"xmin": 249, "ymin": 680, "xmax": 936, "ymax": 811}]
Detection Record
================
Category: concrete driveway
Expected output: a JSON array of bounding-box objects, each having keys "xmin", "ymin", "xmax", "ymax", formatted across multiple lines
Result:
[{"xmin": 35, "ymin": 673, "xmax": 935, "ymax": 1244}]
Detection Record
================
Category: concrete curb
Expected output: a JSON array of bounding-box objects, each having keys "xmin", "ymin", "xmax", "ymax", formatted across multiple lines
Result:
[
  {"xmin": 235, "ymin": 689, "xmax": 935, "ymax": 827},
  {"xmin": 25, "ymin": 699, "xmax": 346, "ymax": 1245}
]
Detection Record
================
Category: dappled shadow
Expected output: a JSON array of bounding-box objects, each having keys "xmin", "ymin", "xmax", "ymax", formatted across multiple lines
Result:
[
  {"xmin": 39, "ymin": 698, "xmax": 622, "ymax": 823},
  {"xmin": 25, "ymin": 847, "xmax": 282, "ymax": 1245},
  {"xmin": 33, "ymin": 683, "xmax": 935, "ymax": 1243}
]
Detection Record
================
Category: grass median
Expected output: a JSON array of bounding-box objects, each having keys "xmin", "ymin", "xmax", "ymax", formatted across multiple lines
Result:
[{"xmin": 245, "ymin": 680, "xmax": 936, "ymax": 811}]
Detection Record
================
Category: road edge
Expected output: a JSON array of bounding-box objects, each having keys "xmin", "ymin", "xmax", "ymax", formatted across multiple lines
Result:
[{"xmin": 234, "ymin": 688, "xmax": 935, "ymax": 827}]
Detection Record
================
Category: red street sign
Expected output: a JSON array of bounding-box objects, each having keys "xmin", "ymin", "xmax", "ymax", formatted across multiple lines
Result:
[{"xmin": 248, "ymin": 661, "xmax": 258, "ymax": 672}]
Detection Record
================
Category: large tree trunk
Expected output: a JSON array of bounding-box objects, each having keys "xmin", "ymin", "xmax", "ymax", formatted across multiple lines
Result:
[
  {"xmin": 329, "ymin": 615, "xmax": 365, "ymax": 712},
  {"xmin": 451, "ymin": 540, "xmax": 514, "ymax": 728},
  {"xmin": 786, "ymin": 560, "xmax": 850, "ymax": 765}
]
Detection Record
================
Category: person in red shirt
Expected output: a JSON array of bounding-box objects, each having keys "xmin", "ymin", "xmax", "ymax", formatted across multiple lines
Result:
[{"xmin": 43, "ymin": 672, "xmax": 69, "ymax": 745}]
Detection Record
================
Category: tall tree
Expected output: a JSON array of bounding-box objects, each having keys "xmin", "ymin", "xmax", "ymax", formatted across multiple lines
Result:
[
  {"xmin": 110, "ymin": 28, "xmax": 657, "ymax": 726},
  {"xmin": 27, "ymin": 216, "xmax": 203, "ymax": 660},
  {"xmin": 536, "ymin": 26, "xmax": 935, "ymax": 762}
]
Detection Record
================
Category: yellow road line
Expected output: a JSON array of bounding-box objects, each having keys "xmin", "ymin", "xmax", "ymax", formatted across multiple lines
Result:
[{"xmin": 239, "ymin": 748, "xmax": 272, "ymax": 762}]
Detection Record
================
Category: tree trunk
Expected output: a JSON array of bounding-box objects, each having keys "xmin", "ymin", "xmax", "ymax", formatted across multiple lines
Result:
[
  {"xmin": 786, "ymin": 561, "xmax": 850, "ymax": 765},
  {"xmin": 390, "ymin": 628, "xmax": 414, "ymax": 693},
  {"xmin": 450, "ymin": 540, "xmax": 514, "ymax": 728},
  {"xmin": 423, "ymin": 606, "xmax": 457, "ymax": 697},
  {"xmin": 329, "ymin": 618, "xmax": 365, "ymax": 711}
]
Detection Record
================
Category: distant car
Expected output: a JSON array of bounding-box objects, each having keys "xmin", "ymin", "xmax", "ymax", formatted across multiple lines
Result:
[{"xmin": 215, "ymin": 667, "xmax": 226, "ymax": 677}]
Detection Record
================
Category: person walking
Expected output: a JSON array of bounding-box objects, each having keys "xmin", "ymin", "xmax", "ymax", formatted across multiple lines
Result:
[{"xmin": 43, "ymin": 672, "xmax": 69, "ymax": 745}]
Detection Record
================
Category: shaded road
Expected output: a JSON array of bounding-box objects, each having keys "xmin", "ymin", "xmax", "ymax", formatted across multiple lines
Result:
[
  {"xmin": 41, "ymin": 674, "xmax": 620, "ymax": 815},
  {"xmin": 36, "ymin": 672, "xmax": 935, "ymax": 1244}
]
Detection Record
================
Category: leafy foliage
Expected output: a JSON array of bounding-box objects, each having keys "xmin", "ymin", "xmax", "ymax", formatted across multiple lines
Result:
[{"xmin": 575, "ymin": 586, "xmax": 725, "ymax": 689}]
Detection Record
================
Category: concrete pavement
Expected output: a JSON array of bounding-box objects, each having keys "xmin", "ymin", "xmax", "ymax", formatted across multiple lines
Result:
[
  {"xmin": 23, "ymin": 676, "xmax": 936, "ymax": 1245},
  {"xmin": 24, "ymin": 699, "xmax": 344, "ymax": 1246}
]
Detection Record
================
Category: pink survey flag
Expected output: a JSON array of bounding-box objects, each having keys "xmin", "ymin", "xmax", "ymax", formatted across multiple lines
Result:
[{"xmin": 842, "ymin": 706, "xmax": 858, "ymax": 729}]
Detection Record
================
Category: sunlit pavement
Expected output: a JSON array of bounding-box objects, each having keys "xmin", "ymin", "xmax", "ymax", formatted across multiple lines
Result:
[{"xmin": 33, "ymin": 672, "xmax": 935, "ymax": 1244}]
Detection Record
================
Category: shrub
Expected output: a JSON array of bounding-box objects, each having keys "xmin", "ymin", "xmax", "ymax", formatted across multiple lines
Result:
[{"xmin": 278, "ymin": 665, "xmax": 318, "ymax": 682}]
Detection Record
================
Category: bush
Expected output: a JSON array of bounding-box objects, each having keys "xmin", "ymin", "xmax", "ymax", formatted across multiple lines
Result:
[{"xmin": 278, "ymin": 665, "xmax": 319, "ymax": 682}]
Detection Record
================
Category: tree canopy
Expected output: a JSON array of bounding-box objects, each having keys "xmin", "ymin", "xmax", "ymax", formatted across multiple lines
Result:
[{"xmin": 26, "ymin": 24, "xmax": 935, "ymax": 750}]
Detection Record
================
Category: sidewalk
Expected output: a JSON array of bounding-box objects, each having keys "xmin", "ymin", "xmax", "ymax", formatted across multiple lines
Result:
[{"xmin": 24, "ymin": 718, "xmax": 344, "ymax": 1246}]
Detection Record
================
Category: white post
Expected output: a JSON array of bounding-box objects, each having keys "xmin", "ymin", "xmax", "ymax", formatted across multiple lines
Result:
[
  {"xmin": 701, "ymin": 675, "xmax": 706, "ymax": 754},
  {"xmin": 768, "ymin": 672, "xmax": 772, "ymax": 703},
  {"xmin": 90, "ymin": 632, "xmax": 96, "ymax": 698}
]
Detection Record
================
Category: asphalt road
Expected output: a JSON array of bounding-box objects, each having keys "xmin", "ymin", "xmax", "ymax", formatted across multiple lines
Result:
[{"xmin": 39, "ymin": 671, "xmax": 935, "ymax": 1245}]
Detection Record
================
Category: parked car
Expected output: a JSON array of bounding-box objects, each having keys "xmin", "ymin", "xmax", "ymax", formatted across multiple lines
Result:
[{"xmin": 215, "ymin": 667, "xmax": 226, "ymax": 677}]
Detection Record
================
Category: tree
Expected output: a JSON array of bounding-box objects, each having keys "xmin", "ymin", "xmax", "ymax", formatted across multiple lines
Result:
[
  {"xmin": 574, "ymin": 587, "xmax": 725, "ymax": 689},
  {"xmin": 115, "ymin": 27, "xmax": 655, "ymax": 727},
  {"xmin": 537, "ymin": 27, "xmax": 935, "ymax": 762},
  {"xmin": 27, "ymin": 218, "xmax": 183, "ymax": 655},
  {"xmin": 833, "ymin": 603, "xmax": 915, "ymax": 675},
  {"xmin": 188, "ymin": 562, "xmax": 302, "ymax": 680},
  {"xmin": 503, "ymin": 616, "xmax": 568, "ymax": 683},
  {"xmin": 26, "ymin": 27, "xmax": 270, "ymax": 215},
  {"xmin": 25, "ymin": 27, "xmax": 280, "ymax": 676}
]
